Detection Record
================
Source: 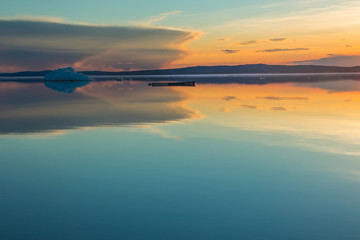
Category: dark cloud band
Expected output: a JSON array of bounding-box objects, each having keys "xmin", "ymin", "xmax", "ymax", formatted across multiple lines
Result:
[{"xmin": 0, "ymin": 20, "xmax": 198, "ymax": 71}]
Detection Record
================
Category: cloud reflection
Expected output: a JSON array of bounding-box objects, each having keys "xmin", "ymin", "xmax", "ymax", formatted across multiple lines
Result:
[
  {"xmin": 175, "ymin": 81, "xmax": 360, "ymax": 156},
  {"xmin": 269, "ymin": 106, "xmax": 287, "ymax": 111},
  {"xmin": 0, "ymin": 81, "xmax": 197, "ymax": 135}
]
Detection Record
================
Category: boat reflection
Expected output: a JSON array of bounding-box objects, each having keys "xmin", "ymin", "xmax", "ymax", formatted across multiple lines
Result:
[{"xmin": 148, "ymin": 81, "xmax": 195, "ymax": 87}]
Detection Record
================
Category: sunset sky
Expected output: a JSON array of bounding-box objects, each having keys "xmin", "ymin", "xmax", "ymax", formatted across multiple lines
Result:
[{"xmin": 1, "ymin": 0, "xmax": 360, "ymax": 72}]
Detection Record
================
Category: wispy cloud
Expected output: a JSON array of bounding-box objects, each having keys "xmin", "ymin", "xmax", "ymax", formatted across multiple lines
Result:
[
  {"xmin": 220, "ymin": 49, "xmax": 240, "ymax": 54},
  {"xmin": 239, "ymin": 40, "xmax": 258, "ymax": 45},
  {"xmin": 293, "ymin": 54, "xmax": 360, "ymax": 67},
  {"xmin": 257, "ymin": 96, "xmax": 309, "ymax": 100},
  {"xmin": 145, "ymin": 10, "xmax": 182, "ymax": 25},
  {"xmin": 257, "ymin": 48, "xmax": 309, "ymax": 53},
  {"xmin": 209, "ymin": 1, "xmax": 360, "ymax": 46},
  {"xmin": 269, "ymin": 38, "xmax": 287, "ymax": 42},
  {"xmin": 216, "ymin": 38, "xmax": 230, "ymax": 42}
]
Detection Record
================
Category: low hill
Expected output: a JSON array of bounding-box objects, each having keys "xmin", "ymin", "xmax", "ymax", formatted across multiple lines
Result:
[{"xmin": 1, "ymin": 64, "xmax": 360, "ymax": 77}]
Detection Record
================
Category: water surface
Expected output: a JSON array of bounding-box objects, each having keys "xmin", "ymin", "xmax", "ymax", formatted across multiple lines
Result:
[{"xmin": 1, "ymin": 75, "xmax": 360, "ymax": 239}]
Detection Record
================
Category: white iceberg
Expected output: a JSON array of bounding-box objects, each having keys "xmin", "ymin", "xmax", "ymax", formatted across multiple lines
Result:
[{"xmin": 44, "ymin": 67, "xmax": 93, "ymax": 81}]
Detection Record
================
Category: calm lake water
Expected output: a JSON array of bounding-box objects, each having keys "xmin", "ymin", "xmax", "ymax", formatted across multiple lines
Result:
[{"xmin": 1, "ymin": 75, "xmax": 360, "ymax": 239}]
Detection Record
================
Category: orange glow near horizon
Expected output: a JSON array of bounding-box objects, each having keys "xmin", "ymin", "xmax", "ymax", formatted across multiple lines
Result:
[
  {"xmin": 170, "ymin": 1, "xmax": 360, "ymax": 68},
  {"xmin": 171, "ymin": 35, "xmax": 360, "ymax": 68}
]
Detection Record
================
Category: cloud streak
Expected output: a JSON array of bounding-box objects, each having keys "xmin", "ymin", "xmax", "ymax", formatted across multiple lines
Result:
[
  {"xmin": 239, "ymin": 40, "xmax": 258, "ymax": 45},
  {"xmin": 269, "ymin": 38, "xmax": 287, "ymax": 42},
  {"xmin": 0, "ymin": 20, "xmax": 198, "ymax": 72},
  {"xmin": 220, "ymin": 49, "xmax": 240, "ymax": 54},
  {"xmin": 216, "ymin": 38, "xmax": 230, "ymax": 42},
  {"xmin": 257, "ymin": 48, "xmax": 309, "ymax": 53},
  {"xmin": 145, "ymin": 10, "xmax": 183, "ymax": 25},
  {"xmin": 257, "ymin": 96, "xmax": 309, "ymax": 100},
  {"xmin": 293, "ymin": 55, "xmax": 360, "ymax": 67}
]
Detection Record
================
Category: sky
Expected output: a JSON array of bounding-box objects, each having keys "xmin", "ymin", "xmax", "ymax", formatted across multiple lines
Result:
[{"xmin": 0, "ymin": 0, "xmax": 360, "ymax": 72}]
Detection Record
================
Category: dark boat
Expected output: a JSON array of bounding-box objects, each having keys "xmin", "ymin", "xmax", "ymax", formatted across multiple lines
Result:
[{"xmin": 148, "ymin": 81, "xmax": 195, "ymax": 87}]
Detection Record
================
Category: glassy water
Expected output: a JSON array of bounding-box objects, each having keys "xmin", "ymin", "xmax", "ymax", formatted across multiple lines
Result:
[{"xmin": 1, "ymin": 75, "xmax": 360, "ymax": 239}]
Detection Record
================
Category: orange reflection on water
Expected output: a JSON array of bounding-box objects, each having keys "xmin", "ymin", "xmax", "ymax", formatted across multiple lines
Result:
[
  {"xmin": 2, "ymin": 79, "xmax": 360, "ymax": 156},
  {"xmin": 192, "ymin": 83, "xmax": 359, "ymax": 114},
  {"xmin": 171, "ymin": 82, "xmax": 360, "ymax": 155}
]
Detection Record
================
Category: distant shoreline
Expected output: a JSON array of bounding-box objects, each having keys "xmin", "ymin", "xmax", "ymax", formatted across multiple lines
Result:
[
  {"xmin": 2, "ymin": 72, "xmax": 360, "ymax": 85},
  {"xmin": 1, "ymin": 64, "xmax": 360, "ymax": 77},
  {"xmin": 1, "ymin": 72, "xmax": 360, "ymax": 79}
]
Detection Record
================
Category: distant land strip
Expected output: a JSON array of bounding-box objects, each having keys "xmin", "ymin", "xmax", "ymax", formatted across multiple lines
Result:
[{"xmin": 1, "ymin": 64, "xmax": 360, "ymax": 77}]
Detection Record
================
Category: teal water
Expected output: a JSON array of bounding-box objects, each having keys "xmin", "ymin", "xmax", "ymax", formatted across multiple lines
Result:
[{"xmin": 1, "ymin": 79, "xmax": 360, "ymax": 239}]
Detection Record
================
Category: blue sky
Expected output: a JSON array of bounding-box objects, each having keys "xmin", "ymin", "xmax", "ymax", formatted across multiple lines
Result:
[
  {"xmin": 0, "ymin": 0, "xmax": 359, "ymax": 71},
  {"xmin": 0, "ymin": 0, "xmax": 343, "ymax": 26}
]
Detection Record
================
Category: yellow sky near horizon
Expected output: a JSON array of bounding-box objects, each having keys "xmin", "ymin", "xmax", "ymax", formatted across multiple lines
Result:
[{"xmin": 171, "ymin": 2, "xmax": 360, "ymax": 67}]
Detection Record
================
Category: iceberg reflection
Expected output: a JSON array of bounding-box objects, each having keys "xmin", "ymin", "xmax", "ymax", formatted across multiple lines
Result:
[{"xmin": 44, "ymin": 80, "xmax": 92, "ymax": 93}]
